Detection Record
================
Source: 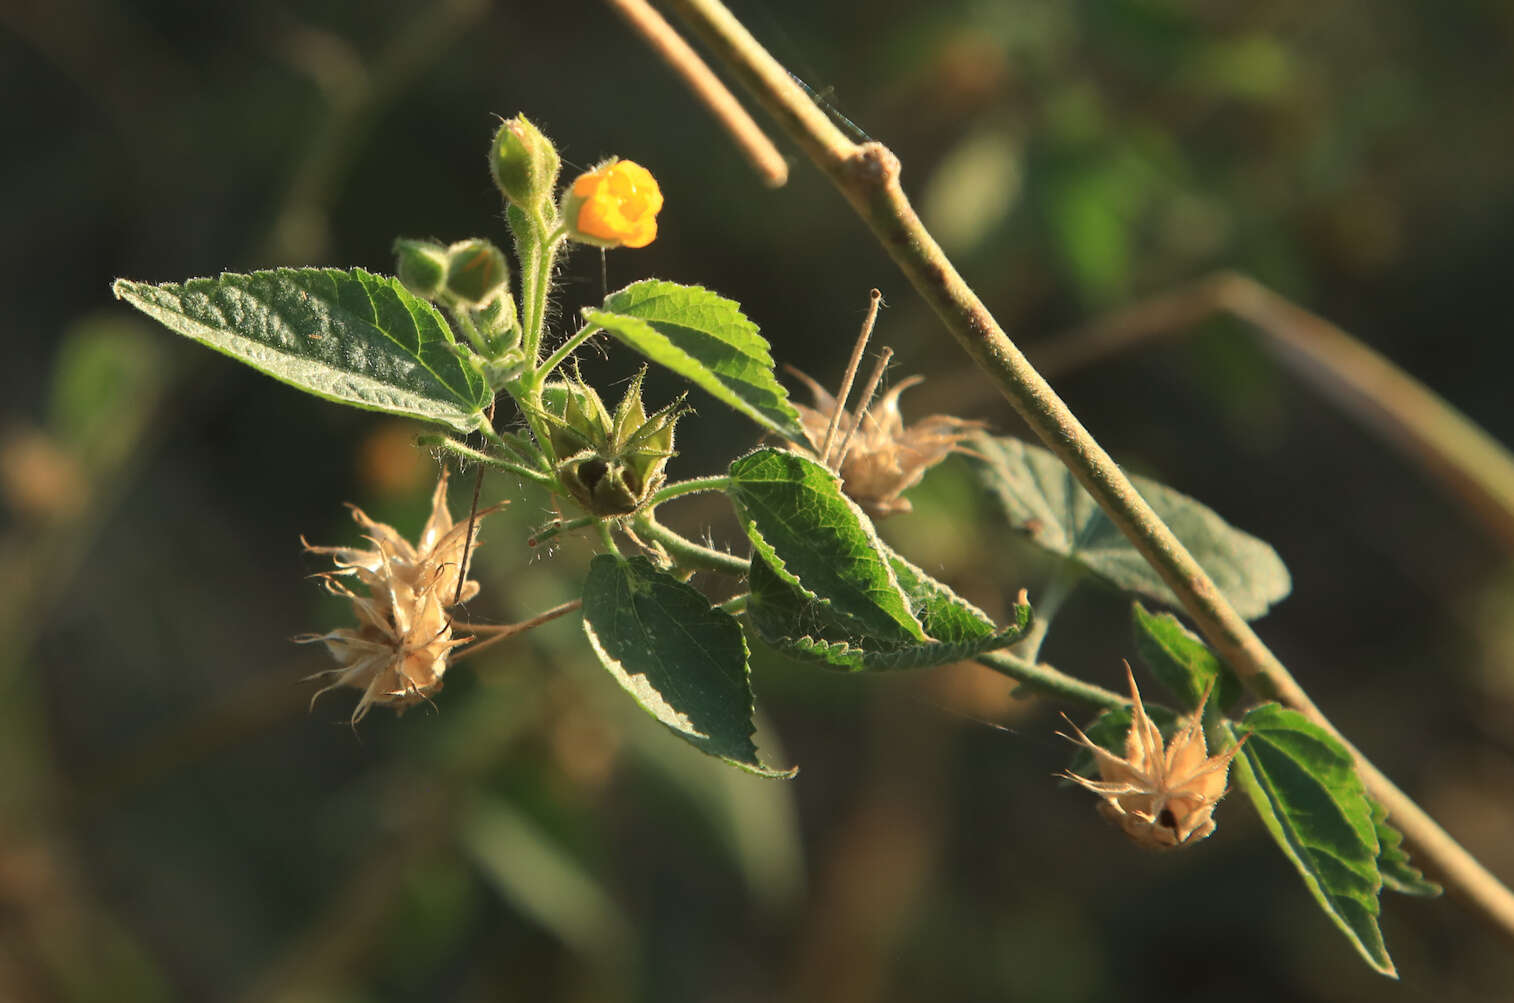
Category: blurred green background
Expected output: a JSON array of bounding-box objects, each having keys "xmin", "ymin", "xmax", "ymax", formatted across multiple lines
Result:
[{"xmin": 4, "ymin": 0, "xmax": 1514, "ymax": 1000}]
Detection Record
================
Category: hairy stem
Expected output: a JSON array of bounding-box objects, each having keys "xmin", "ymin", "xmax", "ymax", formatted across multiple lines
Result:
[
  {"xmin": 420, "ymin": 435, "xmax": 555, "ymax": 487},
  {"xmin": 539, "ymin": 321, "xmax": 602, "ymax": 379},
  {"xmin": 659, "ymin": 0, "xmax": 1514, "ymax": 936},
  {"xmin": 633, "ymin": 514, "xmax": 749, "ymax": 576},
  {"xmin": 975, "ymin": 651, "xmax": 1128, "ymax": 712},
  {"xmin": 649, "ymin": 474, "xmax": 733, "ymax": 505},
  {"xmin": 1011, "ymin": 561, "xmax": 1082, "ymax": 664}
]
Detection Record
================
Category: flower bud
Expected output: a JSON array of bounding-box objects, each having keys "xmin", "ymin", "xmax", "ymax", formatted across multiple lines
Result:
[
  {"xmin": 489, "ymin": 114, "xmax": 561, "ymax": 210},
  {"xmin": 469, "ymin": 292, "xmax": 519, "ymax": 352},
  {"xmin": 444, "ymin": 238, "xmax": 510, "ymax": 307},
  {"xmin": 561, "ymin": 159, "xmax": 663, "ymax": 249},
  {"xmin": 393, "ymin": 238, "xmax": 449, "ymax": 299}
]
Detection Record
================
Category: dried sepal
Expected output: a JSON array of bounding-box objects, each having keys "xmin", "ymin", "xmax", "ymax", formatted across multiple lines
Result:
[
  {"xmin": 295, "ymin": 470, "xmax": 502, "ymax": 724},
  {"xmin": 787, "ymin": 367, "xmax": 985, "ymax": 519},
  {"xmin": 1060, "ymin": 662, "xmax": 1245, "ymax": 849}
]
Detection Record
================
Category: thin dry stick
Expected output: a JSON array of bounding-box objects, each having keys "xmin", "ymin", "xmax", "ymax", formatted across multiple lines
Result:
[
  {"xmin": 454, "ymin": 399, "xmax": 496, "ymax": 605},
  {"xmin": 1032, "ymin": 270, "xmax": 1514, "ymax": 555},
  {"xmin": 832, "ymin": 346, "xmax": 894, "ymax": 471},
  {"xmin": 452, "ymin": 599, "xmax": 583, "ymax": 662},
  {"xmin": 657, "ymin": 0, "xmax": 1514, "ymax": 937},
  {"xmin": 605, "ymin": 0, "xmax": 788, "ymax": 187},
  {"xmin": 819, "ymin": 288, "xmax": 884, "ymax": 462}
]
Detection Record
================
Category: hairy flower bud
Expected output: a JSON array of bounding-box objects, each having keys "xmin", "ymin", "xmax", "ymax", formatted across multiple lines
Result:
[
  {"xmin": 394, "ymin": 238, "xmax": 449, "ymax": 299},
  {"xmin": 562, "ymin": 160, "xmax": 663, "ymax": 249},
  {"xmin": 469, "ymin": 291, "xmax": 519, "ymax": 355},
  {"xmin": 490, "ymin": 114, "xmax": 561, "ymax": 210},
  {"xmin": 444, "ymin": 238, "xmax": 510, "ymax": 307}
]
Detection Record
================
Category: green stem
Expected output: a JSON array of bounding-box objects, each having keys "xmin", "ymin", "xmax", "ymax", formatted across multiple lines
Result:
[
  {"xmin": 420, "ymin": 435, "xmax": 555, "ymax": 487},
  {"xmin": 976, "ymin": 651, "xmax": 1127, "ymax": 712},
  {"xmin": 633, "ymin": 515, "xmax": 749, "ymax": 576},
  {"xmin": 476, "ymin": 423, "xmax": 548, "ymax": 470},
  {"xmin": 661, "ymin": 0, "xmax": 1514, "ymax": 938},
  {"xmin": 501, "ymin": 373, "xmax": 562, "ymax": 470},
  {"xmin": 649, "ymin": 474, "xmax": 733, "ymax": 505},
  {"xmin": 452, "ymin": 306, "xmax": 493, "ymax": 357},
  {"xmin": 718, "ymin": 592, "xmax": 749, "ymax": 614},
  {"xmin": 519, "ymin": 213, "xmax": 565, "ymax": 368},
  {"xmin": 596, "ymin": 521, "xmax": 623, "ymax": 557},
  {"xmin": 1011, "ymin": 561, "xmax": 1082, "ymax": 663},
  {"xmin": 529, "ymin": 515, "xmax": 597, "ymax": 547},
  {"xmin": 539, "ymin": 322, "xmax": 602, "ymax": 379}
]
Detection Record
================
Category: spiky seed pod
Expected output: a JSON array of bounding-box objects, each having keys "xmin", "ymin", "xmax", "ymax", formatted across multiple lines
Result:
[
  {"xmin": 1061, "ymin": 663, "xmax": 1245, "ymax": 849},
  {"xmin": 296, "ymin": 471, "xmax": 502, "ymax": 724},
  {"xmin": 539, "ymin": 368, "xmax": 687, "ymax": 517},
  {"xmin": 787, "ymin": 368, "xmax": 985, "ymax": 519}
]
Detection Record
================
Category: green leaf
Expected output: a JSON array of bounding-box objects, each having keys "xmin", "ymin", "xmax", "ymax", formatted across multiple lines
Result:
[
  {"xmin": 112, "ymin": 268, "xmax": 491, "ymax": 432},
  {"xmin": 1131, "ymin": 601, "xmax": 1244, "ymax": 713},
  {"xmin": 747, "ymin": 549, "xmax": 1033, "ymax": 671},
  {"xmin": 728, "ymin": 448, "xmax": 924, "ymax": 644},
  {"xmin": 972, "ymin": 435, "xmax": 1291, "ymax": 620},
  {"xmin": 1229, "ymin": 705, "xmax": 1395, "ymax": 976},
  {"xmin": 580, "ymin": 555, "xmax": 792, "ymax": 778},
  {"xmin": 586, "ymin": 280, "xmax": 806, "ymax": 442},
  {"xmin": 1369, "ymin": 797, "xmax": 1442, "ymax": 897}
]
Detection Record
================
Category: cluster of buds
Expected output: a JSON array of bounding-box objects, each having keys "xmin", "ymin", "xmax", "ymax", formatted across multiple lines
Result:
[
  {"xmin": 296, "ymin": 472, "xmax": 497, "ymax": 723},
  {"xmin": 1061, "ymin": 664, "xmax": 1244, "ymax": 849},
  {"xmin": 394, "ymin": 237, "xmax": 519, "ymax": 352},
  {"xmin": 540, "ymin": 369, "xmax": 686, "ymax": 517}
]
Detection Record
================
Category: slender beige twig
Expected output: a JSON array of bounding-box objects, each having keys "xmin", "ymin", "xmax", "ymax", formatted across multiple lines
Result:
[
  {"xmin": 820, "ymin": 288, "xmax": 883, "ymax": 463},
  {"xmin": 1032, "ymin": 270, "xmax": 1514, "ymax": 554},
  {"xmin": 452, "ymin": 599, "xmax": 584, "ymax": 662},
  {"xmin": 658, "ymin": 0, "xmax": 1514, "ymax": 939},
  {"xmin": 832, "ymin": 346, "xmax": 893, "ymax": 471},
  {"xmin": 605, "ymin": 0, "xmax": 788, "ymax": 187}
]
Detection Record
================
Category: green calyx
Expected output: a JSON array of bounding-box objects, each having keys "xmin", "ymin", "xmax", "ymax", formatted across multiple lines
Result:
[
  {"xmin": 539, "ymin": 368, "xmax": 687, "ymax": 517},
  {"xmin": 445, "ymin": 238, "xmax": 510, "ymax": 307},
  {"xmin": 394, "ymin": 238, "xmax": 449, "ymax": 299}
]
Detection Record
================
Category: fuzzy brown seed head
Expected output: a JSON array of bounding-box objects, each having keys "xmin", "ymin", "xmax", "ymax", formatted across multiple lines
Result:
[
  {"xmin": 1061, "ymin": 663, "xmax": 1244, "ymax": 849},
  {"xmin": 296, "ymin": 470, "xmax": 501, "ymax": 724},
  {"xmin": 786, "ymin": 368, "xmax": 984, "ymax": 519}
]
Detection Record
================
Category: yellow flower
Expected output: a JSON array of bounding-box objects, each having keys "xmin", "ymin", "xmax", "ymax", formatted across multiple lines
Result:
[
  {"xmin": 1061, "ymin": 664, "xmax": 1245, "ymax": 849},
  {"xmin": 296, "ymin": 471, "xmax": 501, "ymax": 723},
  {"xmin": 565, "ymin": 159, "xmax": 663, "ymax": 249}
]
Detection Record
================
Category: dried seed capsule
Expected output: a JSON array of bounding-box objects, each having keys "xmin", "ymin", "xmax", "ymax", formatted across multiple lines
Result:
[{"xmin": 1061, "ymin": 664, "xmax": 1245, "ymax": 849}]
